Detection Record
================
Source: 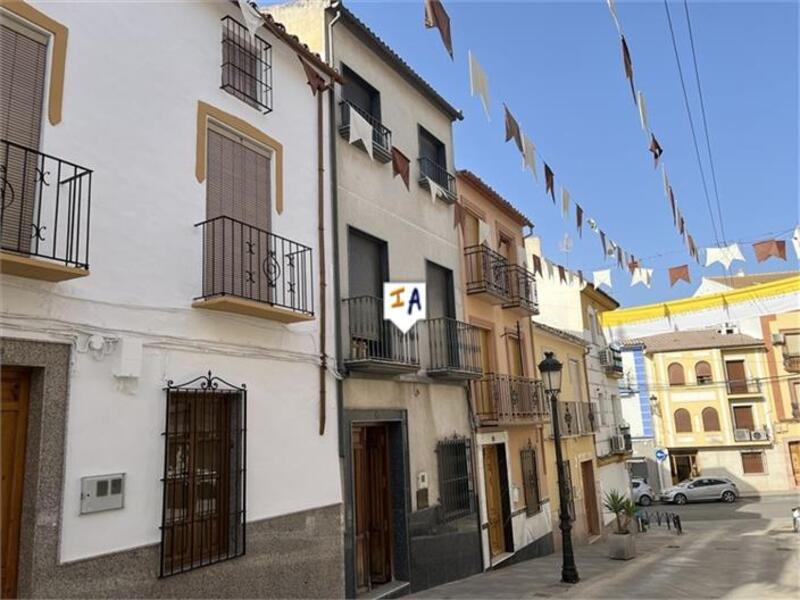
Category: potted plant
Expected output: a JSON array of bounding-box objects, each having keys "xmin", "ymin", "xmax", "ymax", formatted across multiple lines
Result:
[{"xmin": 603, "ymin": 489, "xmax": 637, "ymax": 560}]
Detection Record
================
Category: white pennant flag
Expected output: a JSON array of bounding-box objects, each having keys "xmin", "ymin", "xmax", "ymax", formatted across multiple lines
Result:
[
  {"xmin": 631, "ymin": 267, "xmax": 653, "ymax": 288},
  {"xmin": 561, "ymin": 187, "xmax": 570, "ymax": 219},
  {"xmin": 593, "ymin": 269, "xmax": 612, "ymax": 289},
  {"xmin": 607, "ymin": 0, "xmax": 622, "ymax": 34},
  {"xmin": 237, "ymin": 0, "xmax": 263, "ymax": 40},
  {"xmin": 517, "ymin": 245, "xmax": 528, "ymax": 268},
  {"xmin": 468, "ymin": 51, "xmax": 491, "ymax": 120},
  {"xmin": 478, "ymin": 218, "xmax": 492, "ymax": 244},
  {"xmin": 545, "ymin": 259, "xmax": 555, "ymax": 280},
  {"xmin": 792, "ymin": 225, "xmax": 800, "ymax": 260},
  {"xmin": 426, "ymin": 177, "xmax": 446, "ymax": 204},
  {"xmin": 522, "ymin": 134, "xmax": 538, "ymax": 179},
  {"xmin": 704, "ymin": 243, "xmax": 745, "ymax": 269},
  {"xmin": 637, "ymin": 91, "xmax": 648, "ymax": 132},
  {"xmin": 348, "ymin": 105, "xmax": 373, "ymax": 159}
]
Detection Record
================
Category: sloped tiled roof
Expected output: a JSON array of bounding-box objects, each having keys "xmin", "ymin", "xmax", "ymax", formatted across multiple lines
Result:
[
  {"xmin": 457, "ymin": 169, "xmax": 533, "ymax": 228},
  {"xmin": 532, "ymin": 321, "xmax": 588, "ymax": 348},
  {"xmin": 706, "ymin": 271, "xmax": 797, "ymax": 289},
  {"xmin": 623, "ymin": 330, "xmax": 764, "ymax": 354}
]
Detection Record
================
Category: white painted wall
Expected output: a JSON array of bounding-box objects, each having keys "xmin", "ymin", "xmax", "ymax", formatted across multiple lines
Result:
[{"xmin": 1, "ymin": 1, "xmax": 341, "ymax": 562}]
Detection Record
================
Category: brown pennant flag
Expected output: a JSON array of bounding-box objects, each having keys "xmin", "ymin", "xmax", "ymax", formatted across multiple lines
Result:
[
  {"xmin": 649, "ymin": 134, "xmax": 664, "ymax": 168},
  {"xmin": 503, "ymin": 104, "xmax": 524, "ymax": 153},
  {"xmin": 668, "ymin": 265, "xmax": 691, "ymax": 287},
  {"xmin": 620, "ymin": 35, "xmax": 636, "ymax": 101},
  {"xmin": 391, "ymin": 147, "xmax": 410, "ymax": 189},
  {"xmin": 424, "ymin": 0, "xmax": 453, "ymax": 58},
  {"xmin": 616, "ymin": 246, "xmax": 624, "ymax": 269},
  {"xmin": 628, "ymin": 256, "xmax": 639, "ymax": 275},
  {"xmin": 687, "ymin": 233, "xmax": 700, "ymax": 263},
  {"xmin": 679, "ymin": 215, "xmax": 685, "ymax": 236},
  {"xmin": 599, "ymin": 230, "xmax": 607, "ymax": 257},
  {"xmin": 558, "ymin": 265, "xmax": 567, "ymax": 284},
  {"xmin": 576, "ymin": 204, "xmax": 583, "ymax": 237},
  {"xmin": 453, "ymin": 198, "xmax": 465, "ymax": 230},
  {"xmin": 298, "ymin": 55, "xmax": 327, "ymax": 95},
  {"xmin": 669, "ymin": 186, "xmax": 677, "ymax": 225},
  {"xmin": 752, "ymin": 239, "xmax": 787, "ymax": 262},
  {"xmin": 544, "ymin": 163, "xmax": 555, "ymax": 203},
  {"xmin": 577, "ymin": 270, "xmax": 584, "ymax": 287},
  {"xmin": 532, "ymin": 254, "xmax": 542, "ymax": 276}
]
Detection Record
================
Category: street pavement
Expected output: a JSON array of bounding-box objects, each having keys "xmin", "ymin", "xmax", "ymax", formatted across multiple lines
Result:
[{"xmin": 412, "ymin": 494, "xmax": 800, "ymax": 599}]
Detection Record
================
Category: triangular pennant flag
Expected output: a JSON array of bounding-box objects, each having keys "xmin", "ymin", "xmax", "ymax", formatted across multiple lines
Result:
[
  {"xmin": 544, "ymin": 163, "xmax": 555, "ymax": 203},
  {"xmin": 237, "ymin": 0, "xmax": 263, "ymax": 40},
  {"xmin": 793, "ymin": 226, "xmax": 800, "ymax": 260},
  {"xmin": 705, "ymin": 243, "xmax": 745, "ymax": 269},
  {"xmin": 478, "ymin": 218, "xmax": 491, "ymax": 244},
  {"xmin": 628, "ymin": 255, "xmax": 639, "ymax": 275},
  {"xmin": 425, "ymin": 177, "xmax": 446, "ymax": 204},
  {"xmin": 599, "ymin": 230, "xmax": 607, "ymax": 257},
  {"xmin": 558, "ymin": 265, "xmax": 567, "ymax": 284},
  {"xmin": 669, "ymin": 186, "xmax": 677, "ymax": 225},
  {"xmin": 468, "ymin": 51, "xmax": 490, "ymax": 119},
  {"xmin": 637, "ymin": 90, "xmax": 648, "ymax": 132},
  {"xmin": 576, "ymin": 204, "xmax": 583, "ymax": 238},
  {"xmin": 620, "ymin": 35, "xmax": 635, "ymax": 101},
  {"xmin": 577, "ymin": 269, "xmax": 584, "ymax": 287},
  {"xmin": 649, "ymin": 133, "xmax": 663, "ymax": 168},
  {"xmin": 424, "ymin": 0, "xmax": 453, "ymax": 58},
  {"xmin": 545, "ymin": 259, "xmax": 555, "ymax": 280},
  {"xmin": 616, "ymin": 245, "xmax": 624, "ymax": 268},
  {"xmin": 593, "ymin": 269, "xmax": 612, "ymax": 289},
  {"xmin": 662, "ymin": 166, "xmax": 670, "ymax": 198},
  {"xmin": 631, "ymin": 267, "xmax": 653, "ymax": 288},
  {"xmin": 348, "ymin": 105, "xmax": 373, "ymax": 159},
  {"xmin": 687, "ymin": 234, "xmax": 699, "ymax": 263},
  {"xmin": 453, "ymin": 199, "xmax": 465, "ymax": 230},
  {"xmin": 522, "ymin": 134, "xmax": 538, "ymax": 179},
  {"xmin": 607, "ymin": 0, "xmax": 622, "ymax": 34},
  {"xmin": 391, "ymin": 147, "xmax": 410, "ymax": 189},
  {"xmin": 752, "ymin": 239, "xmax": 787, "ymax": 263},
  {"xmin": 518, "ymin": 245, "xmax": 529, "ymax": 269},
  {"xmin": 298, "ymin": 55, "xmax": 327, "ymax": 95},
  {"xmin": 532, "ymin": 254, "xmax": 542, "ymax": 276},
  {"xmin": 503, "ymin": 104, "xmax": 524, "ymax": 153},
  {"xmin": 561, "ymin": 187, "xmax": 570, "ymax": 219},
  {"xmin": 679, "ymin": 214, "xmax": 685, "ymax": 236},
  {"xmin": 668, "ymin": 265, "xmax": 691, "ymax": 286}
]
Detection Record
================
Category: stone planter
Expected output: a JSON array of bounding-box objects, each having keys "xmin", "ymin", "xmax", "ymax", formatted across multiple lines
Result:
[{"xmin": 607, "ymin": 532, "xmax": 636, "ymax": 560}]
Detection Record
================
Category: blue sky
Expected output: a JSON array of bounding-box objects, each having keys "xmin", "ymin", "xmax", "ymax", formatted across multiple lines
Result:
[{"xmin": 272, "ymin": 0, "xmax": 799, "ymax": 306}]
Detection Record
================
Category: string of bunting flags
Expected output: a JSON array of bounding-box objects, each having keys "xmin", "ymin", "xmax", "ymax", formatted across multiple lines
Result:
[{"xmin": 382, "ymin": 0, "xmax": 796, "ymax": 292}]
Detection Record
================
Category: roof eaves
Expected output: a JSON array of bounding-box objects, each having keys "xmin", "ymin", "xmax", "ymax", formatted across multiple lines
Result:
[
  {"xmin": 457, "ymin": 169, "xmax": 533, "ymax": 228},
  {"xmin": 533, "ymin": 321, "xmax": 588, "ymax": 348},
  {"xmin": 334, "ymin": 4, "xmax": 463, "ymax": 121}
]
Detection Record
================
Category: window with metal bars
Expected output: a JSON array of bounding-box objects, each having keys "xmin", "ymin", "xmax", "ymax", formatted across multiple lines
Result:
[
  {"xmin": 520, "ymin": 444, "xmax": 541, "ymax": 516},
  {"xmin": 221, "ymin": 16, "xmax": 272, "ymax": 113},
  {"xmin": 436, "ymin": 436, "xmax": 475, "ymax": 522},
  {"xmin": 160, "ymin": 372, "xmax": 246, "ymax": 577}
]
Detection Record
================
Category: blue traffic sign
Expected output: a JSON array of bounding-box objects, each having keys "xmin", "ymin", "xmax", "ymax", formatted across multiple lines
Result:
[{"xmin": 655, "ymin": 449, "xmax": 668, "ymax": 462}]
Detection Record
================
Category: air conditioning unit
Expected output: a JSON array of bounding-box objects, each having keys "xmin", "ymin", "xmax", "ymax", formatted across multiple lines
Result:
[
  {"xmin": 598, "ymin": 348, "xmax": 613, "ymax": 367},
  {"xmin": 772, "ymin": 333, "xmax": 785, "ymax": 346},
  {"xmin": 733, "ymin": 429, "xmax": 752, "ymax": 442},
  {"xmin": 610, "ymin": 434, "xmax": 626, "ymax": 453},
  {"xmin": 751, "ymin": 430, "xmax": 768, "ymax": 441}
]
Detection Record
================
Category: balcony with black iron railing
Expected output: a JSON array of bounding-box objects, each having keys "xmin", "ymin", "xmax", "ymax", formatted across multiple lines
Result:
[
  {"xmin": 342, "ymin": 295, "xmax": 420, "ymax": 374},
  {"xmin": 502, "ymin": 264, "xmax": 539, "ymax": 317},
  {"xmin": 551, "ymin": 400, "xmax": 598, "ymax": 438},
  {"xmin": 192, "ymin": 215, "xmax": 314, "ymax": 323},
  {"xmin": 726, "ymin": 378, "xmax": 762, "ymax": 397},
  {"xmin": 418, "ymin": 157, "xmax": 457, "ymax": 204},
  {"xmin": 424, "ymin": 317, "xmax": 482, "ymax": 380},
  {"xmin": 463, "ymin": 244, "xmax": 511, "ymax": 305},
  {"xmin": 1, "ymin": 139, "xmax": 93, "ymax": 281},
  {"xmin": 473, "ymin": 374, "xmax": 548, "ymax": 426},
  {"xmin": 782, "ymin": 349, "xmax": 800, "ymax": 373},
  {"xmin": 338, "ymin": 101, "xmax": 392, "ymax": 164}
]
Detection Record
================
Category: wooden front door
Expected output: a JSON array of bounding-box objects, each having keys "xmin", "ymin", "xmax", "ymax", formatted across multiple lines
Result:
[
  {"xmin": 671, "ymin": 453, "xmax": 697, "ymax": 484},
  {"xmin": 580, "ymin": 460, "xmax": 600, "ymax": 536},
  {"xmin": 482, "ymin": 444, "xmax": 505, "ymax": 558},
  {"xmin": 352, "ymin": 424, "xmax": 392, "ymax": 592},
  {"xmin": 1, "ymin": 367, "xmax": 30, "ymax": 599},
  {"xmin": 789, "ymin": 442, "xmax": 800, "ymax": 487}
]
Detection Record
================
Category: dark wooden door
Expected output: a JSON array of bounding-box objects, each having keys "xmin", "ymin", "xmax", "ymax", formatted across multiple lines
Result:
[
  {"xmin": 1, "ymin": 367, "xmax": 30, "ymax": 599},
  {"xmin": 789, "ymin": 442, "xmax": 800, "ymax": 487},
  {"xmin": 352, "ymin": 424, "xmax": 392, "ymax": 592},
  {"xmin": 726, "ymin": 361, "xmax": 747, "ymax": 393},
  {"xmin": 580, "ymin": 460, "xmax": 600, "ymax": 536},
  {"xmin": 733, "ymin": 405, "xmax": 755, "ymax": 431},
  {"xmin": 482, "ymin": 444, "xmax": 505, "ymax": 557}
]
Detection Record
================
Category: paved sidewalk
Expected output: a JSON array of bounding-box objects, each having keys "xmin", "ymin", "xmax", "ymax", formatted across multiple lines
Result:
[{"xmin": 412, "ymin": 512, "xmax": 800, "ymax": 599}]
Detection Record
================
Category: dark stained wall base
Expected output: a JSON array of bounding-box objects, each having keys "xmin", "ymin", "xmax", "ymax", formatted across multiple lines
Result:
[{"xmin": 494, "ymin": 532, "xmax": 555, "ymax": 569}]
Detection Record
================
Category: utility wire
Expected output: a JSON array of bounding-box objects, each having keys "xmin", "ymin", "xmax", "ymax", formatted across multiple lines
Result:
[{"xmin": 683, "ymin": 0, "xmax": 727, "ymax": 244}]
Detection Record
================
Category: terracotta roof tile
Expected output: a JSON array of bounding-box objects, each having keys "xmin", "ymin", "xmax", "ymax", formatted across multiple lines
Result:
[
  {"xmin": 457, "ymin": 169, "xmax": 533, "ymax": 228},
  {"xmin": 622, "ymin": 330, "xmax": 764, "ymax": 354}
]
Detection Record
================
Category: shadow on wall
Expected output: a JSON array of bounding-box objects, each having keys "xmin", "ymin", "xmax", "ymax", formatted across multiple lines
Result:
[{"xmin": 700, "ymin": 466, "xmax": 768, "ymax": 497}]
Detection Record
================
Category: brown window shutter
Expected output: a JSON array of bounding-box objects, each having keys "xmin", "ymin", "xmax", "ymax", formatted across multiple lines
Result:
[
  {"xmin": 668, "ymin": 363, "xmax": 685, "ymax": 386},
  {"xmin": 674, "ymin": 408, "xmax": 692, "ymax": 433},
  {"xmin": 741, "ymin": 452, "xmax": 764, "ymax": 474},
  {"xmin": 701, "ymin": 407, "xmax": 720, "ymax": 432},
  {"xmin": 733, "ymin": 405, "xmax": 755, "ymax": 430},
  {"xmin": 695, "ymin": 361, "xmax": 712, "ymax": 384}
]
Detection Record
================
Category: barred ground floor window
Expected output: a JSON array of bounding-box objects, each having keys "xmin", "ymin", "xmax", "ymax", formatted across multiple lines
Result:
[
  {"xmin": 520, "ymin": 443, "xmax": 541, "ymax": 516},
  {"xmin": 436, "ymin": 436, "xmax": 475, "ymax": 522},
  {"xmin": 740, "ymin": 451, "xmax": 765, "ymax": 475}
]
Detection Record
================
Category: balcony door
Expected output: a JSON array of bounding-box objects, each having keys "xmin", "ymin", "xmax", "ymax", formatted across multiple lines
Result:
[
  {"xmin": 342, "ymin": 65, "xmax": 381, "ymax": 122},
  {"xmin": 204, "ymin": 125, "xmax": 271, "ymax": 302},
  {"xmin": 725, "ymin": 360, "xmax": 747, "ymax": 393},
  {"xmin": 427, "ymin": 261, "xmax": 457, "ymax": 369},
  {"xmin": 347, "ymin": 229, "xmax": 388, "ymax": 354},
  {"xmin": 1, "ymin": 19, "xmax": 47, "ymax": 255}
]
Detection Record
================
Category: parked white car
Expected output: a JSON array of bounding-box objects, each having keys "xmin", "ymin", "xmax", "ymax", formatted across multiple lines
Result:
[
  {"xmin": 660, "ymin": 477, "xmax": 739, "ymax": 505},
  {"xmin": 631, "ymin": 478, "xmax": 655, "ymax": 506}
]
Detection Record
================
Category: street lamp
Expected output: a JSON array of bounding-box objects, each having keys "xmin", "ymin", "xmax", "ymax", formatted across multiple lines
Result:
[{"xmin": 538, "ymin": 351, "xmax": 580, "ymax": 584}]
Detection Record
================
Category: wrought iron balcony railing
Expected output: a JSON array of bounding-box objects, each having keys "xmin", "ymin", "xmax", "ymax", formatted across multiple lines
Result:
[
  {"xmin": 782, "ymin": 350, "xmax": 800, "ymax": 373},
  {"xmin": 418, "ymin": 157, "xmax": 457, "ymax": 203},
  {"xmin": 342, "ymin": 295, "xmax": 419, "ymax": 373},
  {"xmin": 195, "ymin": 216, "xmax": 313, "ymax": 318},
  {"xmin": 1, "ymin": 139, "xmax": 92, "ymax": 271},
  {"xmin": 463, "ymin": 244, "xmax": 511, "ymax": 303},
  {"xmin": 425, "ymin": 317, "xmax": 482, "ymax": 380},
  {"xmin": 502, "ymin": 264, "xmax": 539, "ymax": 316},
  {"xmin": 338, "ymin": 101, "xmax": 392, "ymax": 163},
  {"xmin": 726, "ymin": 379, "xmax": 761, "ymax": 395},
  {"xmin": 552, "ymin": 400, "xmax": 597, "ymax": 437},
  {"xmin": 473, "ymin": 374, "xmax": 548, "ymax": 425}
]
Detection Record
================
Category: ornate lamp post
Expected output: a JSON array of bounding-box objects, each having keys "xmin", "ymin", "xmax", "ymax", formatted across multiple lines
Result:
[{"xmin": 538, "ymin": 351, "xmax": 579, "ymax": 584}]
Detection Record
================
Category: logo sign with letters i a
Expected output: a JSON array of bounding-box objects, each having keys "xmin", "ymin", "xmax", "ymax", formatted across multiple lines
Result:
[{"xmin": 384, "ymin": 283, "xmax": 426, "ymax": 334}]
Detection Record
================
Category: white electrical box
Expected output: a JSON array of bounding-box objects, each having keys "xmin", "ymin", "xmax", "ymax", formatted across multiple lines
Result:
[{"xmin": 80, "ymin": 473, "xmax": 125, "ymax": 514}]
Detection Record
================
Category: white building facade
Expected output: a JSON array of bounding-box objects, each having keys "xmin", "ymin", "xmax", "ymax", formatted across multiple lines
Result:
[{"xmin": 0, "ymin": 2, "xmax": 343, "ymax": 597}]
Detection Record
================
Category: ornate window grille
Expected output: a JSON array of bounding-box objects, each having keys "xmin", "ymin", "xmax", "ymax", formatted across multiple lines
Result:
[
  {"xmin": 221, "ymin": 16, "xmax": 272, "ymax": 113},
  {"xmin": 160, "ymin": 372, "xmax": 246, "ymax": 577},
  {"xmin": 520, "ymin": 442, "xmax": 541, "ymax": 516}
]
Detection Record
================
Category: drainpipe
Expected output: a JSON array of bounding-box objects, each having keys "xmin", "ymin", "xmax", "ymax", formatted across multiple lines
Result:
[{"xmin": 318, "ymin": 85, "xmax": 328, "ymax": 435}]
